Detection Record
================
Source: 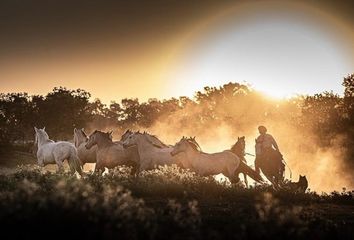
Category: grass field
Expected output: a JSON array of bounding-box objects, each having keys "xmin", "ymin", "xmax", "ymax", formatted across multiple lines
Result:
[{"xmin": 0, "ymin": 152, "xmax": 353, "ymax": 240}]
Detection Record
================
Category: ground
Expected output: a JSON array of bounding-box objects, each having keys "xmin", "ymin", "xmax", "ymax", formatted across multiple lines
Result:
[{"xmin": 0, "ymin": 151, "xmax": 353, "ymax": 240}]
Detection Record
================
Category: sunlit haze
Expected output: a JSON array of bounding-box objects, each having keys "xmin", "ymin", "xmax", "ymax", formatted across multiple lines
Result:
[
  {"xmin": 168, "ymin": 1, "xmax": 354, "ymax": 99},
  {"xmin": 0, "ymin": 1, "xmax": 353, "ymax": 102}
]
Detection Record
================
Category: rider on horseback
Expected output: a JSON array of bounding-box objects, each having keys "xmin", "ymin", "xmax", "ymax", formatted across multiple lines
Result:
[{"xmin": 255, "ymin": 126, "xmax": 285, "ymax": 180}]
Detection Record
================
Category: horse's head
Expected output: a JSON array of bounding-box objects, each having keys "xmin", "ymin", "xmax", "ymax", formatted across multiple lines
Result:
[
  {"xmin": 231, "ymin": 136, "xmax": 246, "ymax": 156},
  {"xmin": 34, "ymin": 126, "xmax": 49, "ymax": 144},
  {"xmin": 120, "ymin": 129, "xmax": 133, "ymax": 142},
  {"xmin": 171, "ymin": 136, "xmax": 201, "ymax": 156},
  {"xmin": 171, "ymin": 137, "xmax": 187, "ymax": 156},
  {"xmin": 85, "ymin": 130, "xmax": 98, "ymax": 149},
  {"xmin": 122, "ymin": 132, "xmax": 141, "ymax": 148},
  {"xmin": 86, "ymin": 130, "xmax": 111, "ymax": 149},
  {"xmin": 74, "ymin": 128, "xmax": 88, "ymax": 147}
]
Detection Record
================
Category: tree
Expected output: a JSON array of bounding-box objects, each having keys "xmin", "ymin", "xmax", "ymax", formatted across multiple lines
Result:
[
  {"xmin": 36, "ymin": 87, "xmax": 91, "ymax": 140},
  {"xmin": 343, "ymin": 74, "xmax": 354, "ymax": 123},
  {"xmin": 0, "ymin": 93, "xmax": 33, "ymax": 143}
]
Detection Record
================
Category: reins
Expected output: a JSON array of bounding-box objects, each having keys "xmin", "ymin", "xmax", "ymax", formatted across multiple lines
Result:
[{"xmin": 283, "ymin": 158, "xmax": 292, "ymax": 179}]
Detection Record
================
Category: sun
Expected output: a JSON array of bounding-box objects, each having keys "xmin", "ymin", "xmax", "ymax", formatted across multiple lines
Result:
[{"xmin": 166, "ymin": 1, "xmax": 354, "ymax": 99}]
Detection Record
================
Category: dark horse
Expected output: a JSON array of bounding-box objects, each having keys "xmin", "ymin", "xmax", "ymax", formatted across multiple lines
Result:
[
  {"xmin": 255, "ymin": 148, "xmax": 285, "ymax": 187},
  {"xmin": 85, "ymin": 130, "xmax": 140, "ymax": 175},
  {"xmin": 230, "ymin": 136, "xmax": 263, "ymax": 186}
]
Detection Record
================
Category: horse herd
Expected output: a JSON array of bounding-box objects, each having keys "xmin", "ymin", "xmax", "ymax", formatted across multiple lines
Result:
[{"xmin": 34, "ymin": 127, "xmax": 264, "ymax": 186}]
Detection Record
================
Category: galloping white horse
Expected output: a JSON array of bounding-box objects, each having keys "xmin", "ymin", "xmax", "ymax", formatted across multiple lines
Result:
[
  {"xmin": 171, "ymin": 137, "xmax": 241, "ymax": 183},
  {"xmin": 34, "ymin": 127, "xmax": 82, "ymax": 174},
  {"xmin": 74, "ymin": 128, "xmax": 97, "ymax": 166},
  {"xmin": 122, "ymin": 131, "xmax": 178, "ymax": 172},
  {"xmin": 85, "ymin": 130, "xmax": 139, "ymax": 174}
]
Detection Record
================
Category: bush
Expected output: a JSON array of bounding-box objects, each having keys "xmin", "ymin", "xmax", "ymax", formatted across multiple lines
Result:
[{"xmin": 0, "ymin": 165, "xmax": 353, "ymax": 239}]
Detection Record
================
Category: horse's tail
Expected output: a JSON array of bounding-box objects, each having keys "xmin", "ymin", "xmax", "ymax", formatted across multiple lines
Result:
[
  {"xmin": 238, "ymin": 161, "xmax": 264, "ymax": 183},
  {"xmin": 68, "ymin": 149, "xmax": 83, "ymax": 175}
]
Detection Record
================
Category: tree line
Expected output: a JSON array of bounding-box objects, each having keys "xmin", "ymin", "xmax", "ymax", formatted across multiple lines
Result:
[{"xmin": 1, "ymin": 74, "xmax": 354, "ymax": 161}]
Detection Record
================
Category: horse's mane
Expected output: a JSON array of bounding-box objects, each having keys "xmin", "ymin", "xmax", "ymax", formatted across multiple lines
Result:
[
  {"xmin": 38, "ymin": 129, "xmax": 50, "ymax": 140},
  {"xmin": 185, "ymin": 137, "xmax": 203, "ymax": 152},
  {"xmin": 230, "ymin": 136, "xmax": 245, "ymax": 154},
  {"xmin": 140, "ymin": 131, "xmax": 168, "ymax": 148},
  {"xmin": 36, "ymin": 129, "xmax": 54, "ymax": 144},
  {"xmin": 92, "ymin": 130, "xmax": 113, "ymax": 142},
  {"xmin": 120, "ymin": 129, "xmax": 133, "ymax": 141},
  {"xmin": 80, "ymin": 129, "xmax": 88, "ymax": 139},
  {"xmin": 74, "ymin": 129, "xmax": 88, "ymax": 146}
]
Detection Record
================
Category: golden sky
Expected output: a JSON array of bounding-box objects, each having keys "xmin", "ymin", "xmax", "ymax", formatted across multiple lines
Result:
[{"xmin": 0, "ymin": 0, "xmax": 353, "ymax": 103}]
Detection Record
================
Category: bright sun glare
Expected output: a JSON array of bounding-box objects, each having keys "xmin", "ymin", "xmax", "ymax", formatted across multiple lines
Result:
[{"xmin": 168, "ymin": 4, "xmax": 353, "ymax": 99}]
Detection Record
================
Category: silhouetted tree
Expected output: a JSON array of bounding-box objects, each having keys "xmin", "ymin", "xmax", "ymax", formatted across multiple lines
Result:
[
  {"xmin": 0, "ymin": 93, "xmax": 32, "ymax": 143},
  {"xmin": 1, "ymin": 73, "xmax": 354, "ymax": 171}
]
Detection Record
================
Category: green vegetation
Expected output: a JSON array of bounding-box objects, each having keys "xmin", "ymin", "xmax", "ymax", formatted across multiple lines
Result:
[{"xmin": 0, "ymin": 166, "xmax": 353, "ymax": 239}]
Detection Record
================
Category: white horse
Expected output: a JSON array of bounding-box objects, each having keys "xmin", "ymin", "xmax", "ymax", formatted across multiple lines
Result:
[
  {"xmin": 122, "ymin": 131, "xmax": 178, "ymax": 172},
  {"xmin": 74, "ymin": 128, "xmax": 97, "ymax": 166},
  {"xmin": 171, "ymin": 137, "xmax": 242, "ymax": 183},
  {"xmin": 85, "ymin": 130, "xmax": 139, "ymax": 174},
  {"xmin": 34, "ymin": 127, "xmax": 82, "ymax": 174}
]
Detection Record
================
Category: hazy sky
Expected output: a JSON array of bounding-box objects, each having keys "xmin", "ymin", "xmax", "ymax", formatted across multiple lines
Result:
[{"xmin": 0, "ymin": 0, "xmax": 353, "ymax": 102}]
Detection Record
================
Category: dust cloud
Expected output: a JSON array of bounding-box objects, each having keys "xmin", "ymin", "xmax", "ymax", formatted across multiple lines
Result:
[{"xmin": 90, "ymin": 93, "xmax": 353, "ymax": 193}]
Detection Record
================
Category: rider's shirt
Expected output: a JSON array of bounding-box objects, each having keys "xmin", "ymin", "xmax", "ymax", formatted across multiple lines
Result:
[{"xmin": 255, "ymin": 133, "xmax": 279, "ymax": 155}]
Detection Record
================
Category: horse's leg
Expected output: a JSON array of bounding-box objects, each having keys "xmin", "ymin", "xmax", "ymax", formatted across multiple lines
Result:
[
  {"xmin": 37, "ymin": 156, "xmax": 45, "ymax": 167},
  {"xmin": 255, "ymin": 158, "xmax": 261, "ymax": 175},
  {"xmin": 68, "ymin": 154, "xmax": 82, "ymax": 175},
  {"xmin": 229, "ymin": 174, "xmax": 240, "ymax": 185},
  {"xmin": 139, "ymin": 161, "xmax": 149, "ymax": 174},
  {"xmin": 130, "ymin": 162, "xmax": 139, "ymax": 177},
  {"xmin": 243, "ymin": 173, "xmax": 248, "ymax": 188},
  {"xmin": 54, "ymin": 157, "xmax": 64, "ymax": 173},
  {"xmin": 52, "ymin": 149, "xmax": 68, "ymax": 173},
  {"xmin": 225, "ymin": 169, "xmax": 240, "ymax": 185},
  {"xmin": 94, "ymin": 162, "xmax": 104, "ymax": 174}
]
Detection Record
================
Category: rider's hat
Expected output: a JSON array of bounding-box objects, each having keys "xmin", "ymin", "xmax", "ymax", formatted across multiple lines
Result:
[{"xmin": 258, "ymin": 125, "xmax": 267, "ymax": 133}]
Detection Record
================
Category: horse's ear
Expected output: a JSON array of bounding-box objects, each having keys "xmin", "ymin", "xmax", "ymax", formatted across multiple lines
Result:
[
  {"xmin": 82, "ymin": 128, "xmax": 84, "ymax": 131},
  {"xmin": 74, "ymin": 128, "xmax": 77, "ymax": 133},
  {"xmin": 42, "ymin": 127, "xmax": 45, "ymax": 131},
  {"xmin": 34, "ymin": 127, "xmax": 38, "ymax": 132},
  {"xmin": 238, "ymin": 137, "xmax": 240, "ymax": 140}
]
